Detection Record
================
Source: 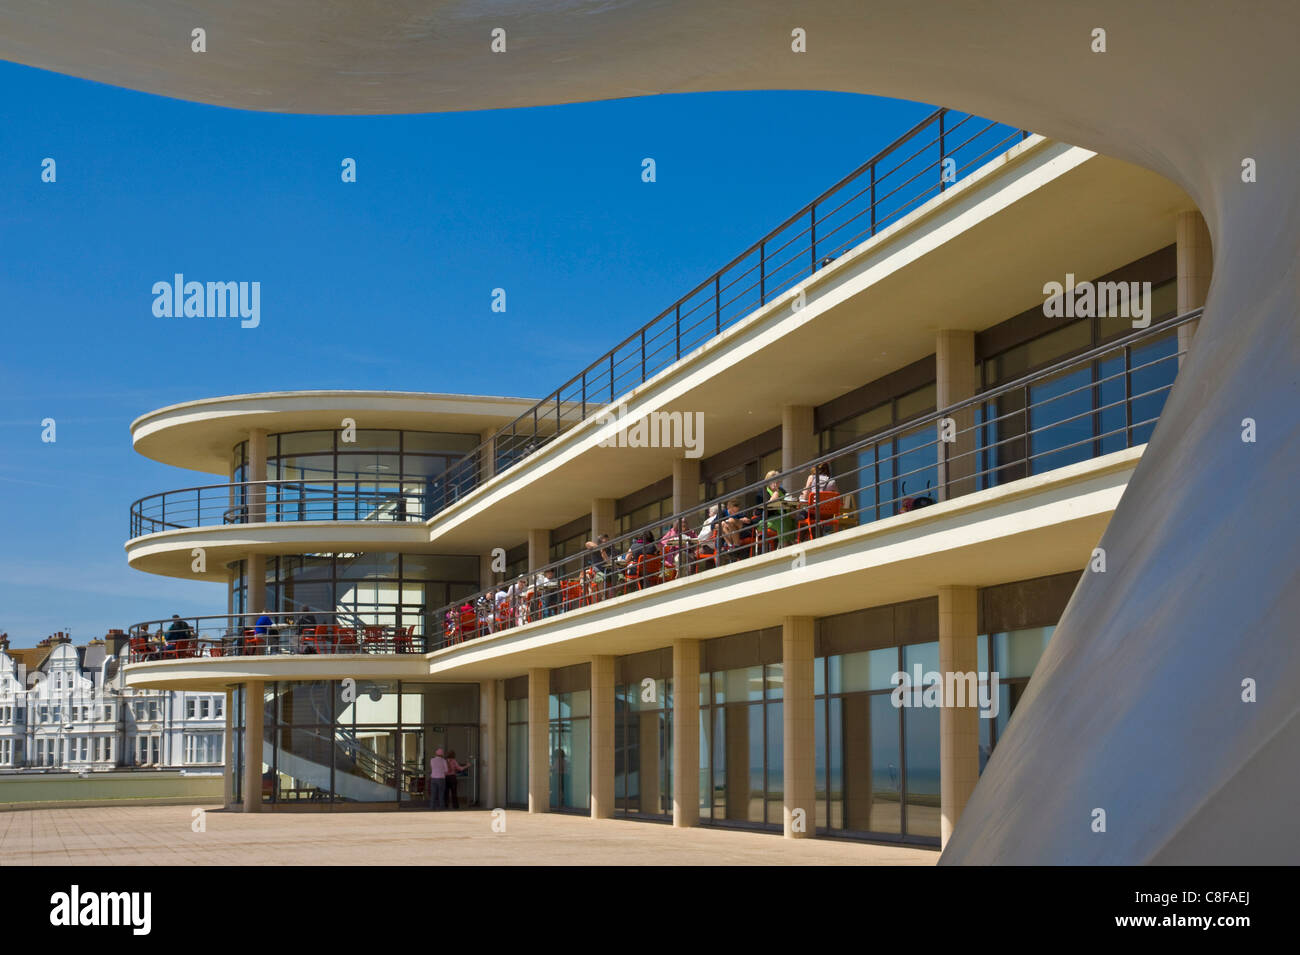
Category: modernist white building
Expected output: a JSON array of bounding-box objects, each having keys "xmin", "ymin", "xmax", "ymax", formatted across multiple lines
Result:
[
  {"xmin": 0, "ymin": 634, "xmax": 226, "ymax": 773},
  {"xmin": 118, "ymin": 111, "xmax": 1213, "ymax": 848}
]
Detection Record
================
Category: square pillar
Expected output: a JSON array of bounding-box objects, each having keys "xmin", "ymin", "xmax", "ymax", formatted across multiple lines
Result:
[
  {"xmin": 246, "ymin": 553, "xmax": 267, "ymax": 619},
  {"xmin": 592, "ymin": 498, "xmax": 616, "ymax": 540},
  {"xmin": 672, "ymin": 458, "xmax": 701, "ymax": 513},
  {"xmin": 479, "ymin": 429, "xmax": 496, "ymax": 481},
  {"xmin": 671, "ymin": 639, "xmax": 700, "ymax": 827},
  {"xmin": 782, "ymin": 616, "xmax": 816, "ymax": 839},
  {"xmin": 247, "ymin": 428, "xmax": 267, "ymax": 524},
  {"xmin": 938, "ymin": 585, "xmax": 980, "ymax": 847},
  {"xmin": 527, "ymin": 668, "xmax": 550, "ymax": 813},
  {"xmin": 781, "ymin": 406, "xmax": 816, "ymax": 494},
  {"xmin": 590, "ymin": 655, "xmax": 616, "ymax": 819},
  {"xmin": 1176, "ymin": 210, "xmax": 1213, "ymax": 366},
  {"xmin": 479, "ymin": 679, "xmax": 499, "ymax": 808},
  {"xmin": 936, "ymin": 330, "xmax": 977, "ymax": 501},
  {"xmin": 527, "ymin": 529, "xmax": 550, "ymax": 572},
  {"xmin": 242, "ymin": 680, "xmax": 264, "ymax": 813},
  {"xmin": 479, "ymin": 553, "xmax": 497, "ymax": 592},
  {"xmin": 223, "ymin": 688, "xmax": 235, "ymax": 807}
]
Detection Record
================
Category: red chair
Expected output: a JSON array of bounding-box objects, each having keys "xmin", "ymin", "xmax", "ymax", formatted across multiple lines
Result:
[
  {"xmin": 631, "ymin": 554, "xmax": 663, "ymax": 590},
  {"xmin": 394, "ymin": 626, "xmax": 414, "ymax": 653},
  {"xmin": 797, "ymin": 493, "xmax": 842, "ymax": 542},
  {"xmin": 299, "ymin": 626, "xmax": 330, "ymax": 654},
  {"xmin": 363, "ymin": 626, "xmax": 386, "ymax": 652},
  {"xmin": 128, "ymin": 636, "xmax": 150, "ymax": 662},
  {"xmin": 336, "ymin": 627, "xmax": 358, "ymax": 652},
  {"xmin": 241, "ymin": 630, "xmax": 264, "ymax": 656},
  {"xmin": 558, "ymin": 580, "xmax": 583, "ymax": 613}
]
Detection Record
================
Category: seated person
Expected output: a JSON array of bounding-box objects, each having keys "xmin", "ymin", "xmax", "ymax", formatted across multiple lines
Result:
[
  {"xmin": 696, "ymin": 505, "xmax": 722, "ymax": 558},
  {"xmin": 802, "ymin": 462, "xmax": 839, "ymax": 502},
  {"xmin": 625, "ymin": 529, "xmax": 658, "ymax": 563},
  {"xmin": 720, "ymin": 499, "xmax": 758, "ymax": 552}
]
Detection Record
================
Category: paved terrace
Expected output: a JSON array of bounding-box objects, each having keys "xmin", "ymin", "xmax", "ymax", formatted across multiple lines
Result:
[{"xmin": 0, "ymin": 805, "xmax": 935, "ymax": 866}]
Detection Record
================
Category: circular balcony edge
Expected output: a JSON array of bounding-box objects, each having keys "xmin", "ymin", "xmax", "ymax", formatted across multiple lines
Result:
[
  {"xmin": 130, "ymin": 390, "xmax": 540, "ymax": 475},
  {"xmin": 124, "ymin": 520, "xmax": 438, "ymax": 581},
  {"xmin": 122, "ymin": 653, "xmax": 435, "ymax": 691}
]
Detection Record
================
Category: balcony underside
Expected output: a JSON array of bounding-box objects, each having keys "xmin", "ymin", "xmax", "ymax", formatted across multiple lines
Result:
[
  {"xmin": 123, "ymin": 652, "xmax": 431, "ymax": 692},
  {"xmin": 125, "ymin": 521, "xmax": 437, "ymax": 581}
]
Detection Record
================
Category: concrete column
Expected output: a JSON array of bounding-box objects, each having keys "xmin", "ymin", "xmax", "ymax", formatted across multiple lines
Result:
[
  {"xmin": 935, "ymin": 329, "xmax": 977, "ymax": 501},
  {"xmin": 1176, "ymin": 210, "xmax": 1213, "ymax": 366},
  {"xmin": 781, "ymin": 405, "xmax": 816, "ymax": 494},
  {"xmin": 492, "ymin": 680, "xmax": 508, "ymax": 807},
  {"xmin": 592, "ymin": 498, "xmax": 616, "ymax": 540},
  {"xmin": 527, "ymin": 529, "xmax": 550, "ymax": 572},
  {"xmin": 527, "ymin": 668, "xmax": 550, "ymax": 813},
  {"xmin": 938, "ymin": 585, "xmax": 980, "ymax": 847},
  {"xmin": 672, "ymin": 457, "xmax": 701, "ymax": 513},
  {"xmin": 479, "ymin": 679, "xmax": 498, "ymax": 808},
  {"xmin": 223, "ymin": 688, "xmax": 235, "ymax": 807},
  {"xmin": 246, "ymin": 553, "xmax": 267, "ymax": 618},
  {"xmin": 247, "ymin": 428, "xmax": 267, "ymax": 523},
  {"xmin": 479, "ymin": 429, "xmax": 496, "ymax": 481},
  {"xmin": 590, "ymin": 655, "xmax": 616, "ymax": 819},
  {"xmin": 242, "ymin": 680, "xmax": 264, "ymax": 813},
  {"xmin": 783, "ymin": 616, "xmax": 816, "ymax": 839},
  {"xmin": 672, "ymin": 639, "xmax": 701, "ymax": 827}
]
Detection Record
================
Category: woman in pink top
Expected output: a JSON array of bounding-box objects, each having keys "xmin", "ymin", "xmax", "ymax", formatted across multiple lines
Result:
[{"xmin": 445, "ymin": 749, "xmax": 467, "ymax": 809}]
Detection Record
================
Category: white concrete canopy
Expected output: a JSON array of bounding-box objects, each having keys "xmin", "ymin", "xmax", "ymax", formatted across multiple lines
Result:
[{"xmin": 13, "ymin": 0, "xmax": 1299, "ymax": 862}]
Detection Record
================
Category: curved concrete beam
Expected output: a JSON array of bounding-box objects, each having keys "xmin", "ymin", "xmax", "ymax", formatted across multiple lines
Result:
[{"xmin": 5, "ymin": 1, "xmax": 1299, "ymax": 862}]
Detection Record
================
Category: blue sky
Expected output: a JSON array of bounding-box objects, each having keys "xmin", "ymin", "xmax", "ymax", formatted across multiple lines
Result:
[{"xmin": 0, "ymin": 60, "xmax": 935, "ymax": 647}]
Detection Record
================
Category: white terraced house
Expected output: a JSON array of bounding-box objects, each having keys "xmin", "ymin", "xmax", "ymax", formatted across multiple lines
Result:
[
  {"xmin": 0, "ymin": 633, "xmax": 225, "ymax": 773},
  {"xmin": 121, "ymin": 110, "xmax": 1211, "ymax": 848}
]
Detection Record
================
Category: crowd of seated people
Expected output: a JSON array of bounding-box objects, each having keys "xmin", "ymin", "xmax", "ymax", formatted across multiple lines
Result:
[{"xmin": 439, "ymin": 465, "xmax": 846, "ymax": 648}]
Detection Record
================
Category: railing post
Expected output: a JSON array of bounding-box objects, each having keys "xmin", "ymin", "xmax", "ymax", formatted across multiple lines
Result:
[
  {"xmin": 810, "ymin": 204, "xmax": 817, "ymax": 273},
  {"xmin": 870, "ymin": 163, "xmax": 877, "ymax": 235},
  {"xmin": 715, "ymin": 274, "xmax": 721, "ymax": 334},
  {"xmin": 641, "ymin": 327, "xmax": 647, "ymax": 382},
  {"xmin": 581, "ymin": 371, "xmax": 587, "ymax": 420},
  {"xmin": 675, "ymin": 304, "xmax": 681, "ymax": 361},
  {"xmin": 938, "ymin": 109, "xmax": 947, "ymax": 192},
  {"xmin": 610, "ymin": 352, "xmax": 615, "ymax": 402},
  {"xmin": 760, "ymin": 240, "xmax": 766, "ymax": 304}
]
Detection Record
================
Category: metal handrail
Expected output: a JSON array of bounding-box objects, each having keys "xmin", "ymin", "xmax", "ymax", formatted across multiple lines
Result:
[
  {"xmin": 431, "ymin": 107, "xmax": 1031, "ymax": 514},
  {"xmin": 429, "ymin": 310, "xmax": 1197, "ymax": 650},
  {"xmin": 129, "ymin": 477, "xmax": 435, "ymax": 536},
  {"xmin": 123, "ymin": 610, "xmax": 427, "ymax": 663}
]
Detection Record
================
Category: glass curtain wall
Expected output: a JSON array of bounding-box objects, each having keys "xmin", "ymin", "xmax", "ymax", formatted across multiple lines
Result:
[
  {"xmin": 977, "ymin": 626, "xmax": 1054, "ymax": 771},
  {"xmin": 231, "ymin": 429, "xmax": 480, "ymax": 521},
  {"xmin": 814, "ymin": 643, "xmax": 941, "ymax": 842},
  {"xmin": 978, "ymin": 282, "xmax": 1177, "ymax": 487},
  {"xmin": 232, "ymin": 680, "xmax": 478, "ymax": 808},
  {"xmin": 818, "ymin": 384, "xmax": 938, "ymax": 526},
  {"xmin": 549, "ymin": 690, "xmax": 591, "ymax": 812},
  {"xmin": 230, "ymin": 553, "xmax": 479, "ymax": 639},
  {"xmin": 506, "ymin": 697, "xmax": 529, "ymax": 808},
  {"xmin": 614, "ymin": 678, "xmax": 673, "ymax": 817},
  {"xmin": 700, "ymin": 664, "xmax": 785, "ymax": 828}
]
